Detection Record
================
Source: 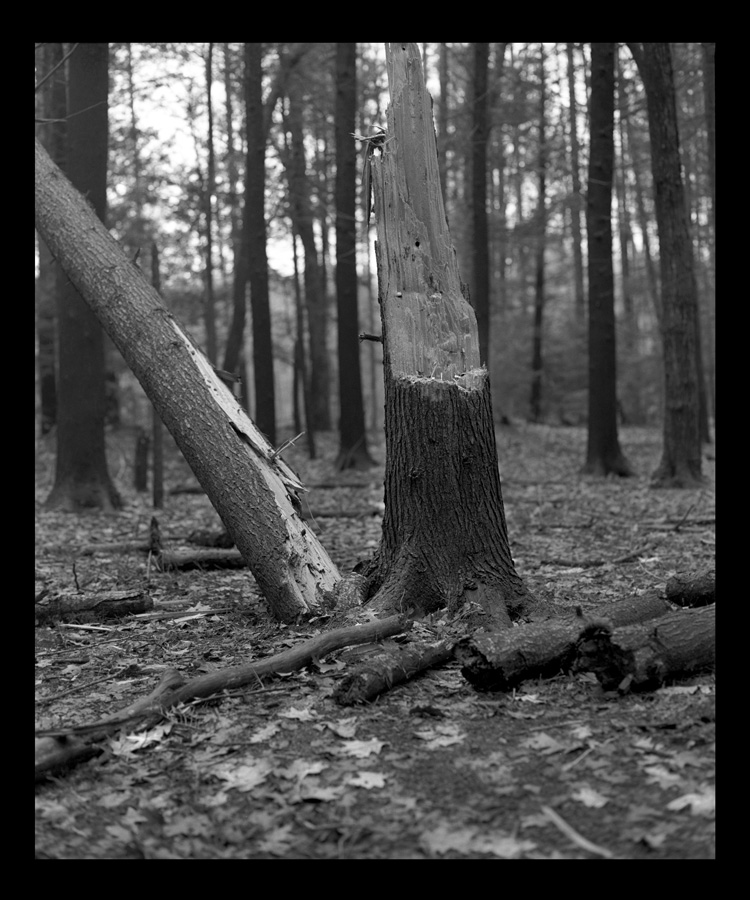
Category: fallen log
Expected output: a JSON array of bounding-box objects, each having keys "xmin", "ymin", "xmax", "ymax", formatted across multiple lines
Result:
[
  {"xmin": 665, "ymin": 569, "xmax": 715, "ymax": 608},
  {"xmin": 574, "ymin": 604, "xmax": 715, "ymax": 691},
  {"xmin": 333, "ymin": 639, "xmax": 454, "ymax": 705},
  {"xmin": 454, "ymin": 591, "xmax": 674, "ymax": 692},
  {"xmin": 34, "ymin": 589, "xmax": 153, "ymax": 625}
]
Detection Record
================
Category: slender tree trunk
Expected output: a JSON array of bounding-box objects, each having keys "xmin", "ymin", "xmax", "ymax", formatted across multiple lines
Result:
[
  {"xmin": 45, "ymin": 42, "xmax": 120, "ymax": 512},
  {"xmin": 701, "ymin": 42, "xmax": 715, "ymax": 422},
  {"xmin": 36, "ymin": 138, "xmax": 339, "ymax": 620},
  {"xmin": 203, "ymin": 42, "xmax": 218, "ymax": 364},
  {"xmin": 151, "ymin": 241, "xmax": 164, "ymax": 508},
  {"xmin": 615, "ymin": 51, "xmax": 642, "ymax": 425},
  {"xmin": 622, "ymin": 68, "xmax": 661, "ymax": 326},
  {"xmin": 583, "ymin": 43, "xmax": 633, "ymax": 477},
  {"xmin": 335, "ymin": 43, "xmax": 372, "ymax": 470},
  {"xmin": 245, "ymin": 43, "xmax": 276, "ymax": 445},
  {"xmin": 565, "ymin": 43, "xmax": 586, "ymax": 323},
  {"xmin": 36, "ymin": 42, "xmax": 67, "ymax": 436},
  {"xmin": 529, "ymin": 45, "xmax": 546, "ymax": 423},
  {"xmin": 629, "ymin": 42, "xmax": 703, "ymax": 487},
  {"xmin": 291, "ymin": 229, "xmax": 316, "ymax": 459},
  {"xmin": 286, "ymin": 83, "xmax": 331, "ymax": 432},
  {"xmin": 366, "ymin": 44, "xmax": 536, "ymax": 629}
]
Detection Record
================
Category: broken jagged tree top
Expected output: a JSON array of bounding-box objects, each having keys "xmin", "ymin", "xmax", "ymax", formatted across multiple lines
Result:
[{"xmin": 370, "ymin": 43, "xmax": 482, "ymax": 389}]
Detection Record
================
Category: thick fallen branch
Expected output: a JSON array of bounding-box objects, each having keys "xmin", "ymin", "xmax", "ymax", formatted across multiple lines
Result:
[
  {"xmin": 333, "ymin": 640, "xmax": 454, "ymax": 706},
  {"xmin": 35, "ymin": 589, "xmax": 153, "ymax": 625},
  {"xmin": 454, "ymin": 592, "xmax": 674, "ymax": 692},
  {"xmin": 575, "ymin": 604, "xmax": 715, "ymax": 691},
  {"xmin": 665, "ymin": 569, "xmax": 715, "ymax": 607},
  {"xmin": 35, "ymin": 615, "xmax": 410, "ymax": 781}
]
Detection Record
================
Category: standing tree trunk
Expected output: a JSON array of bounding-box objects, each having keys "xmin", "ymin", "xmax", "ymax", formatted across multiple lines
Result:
[
  {"xmin": 335, "ymin": 42, "xmax": 373, "ymax": 470},
  {"xmin": 629, "ymin": 43, "xmax": 704, "ymax": 487},
  {"xmin": 245, "ymin": 43, "xmax": 276, "ymax": 446},
  {"xmin": 529, "ymin": 44, "xmax": 547, "ymax": 423},
  {"xmin": 36, "ymin": 138, "xmax": 339, "ymax": 621},
  {"xmin": 45, "ymin": 42, "xmax": 121, "ymax": 512},
  {"xmin": 701, "ymin": 42, "xmax": 715, "ymax": 423},
  {"xmin": 286, "ymin": 77, "xmax": 331, "ymax": 432},
  {"xmin": 565, "ymin": 43, "xmax": 586, "ymax": 324},
  {"xmin": 203, "ymin": 42, "xmax": 218, "ymax": 365},
  {"xmin": 36, "ymin": 42, "xmax": 67, "ymax": 436},
  {"xmin": 365, "ymin": 44, "xmax": 536, "ymax": 630},
  {"xmin": 583, "ymin": 43, "xmax": 633, "ymax": 477}
]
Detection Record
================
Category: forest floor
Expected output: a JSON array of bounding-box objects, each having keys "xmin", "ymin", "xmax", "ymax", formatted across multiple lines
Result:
[{"xmin": 35, "ymin": 422, "xmax": 715, "ymax": 859}]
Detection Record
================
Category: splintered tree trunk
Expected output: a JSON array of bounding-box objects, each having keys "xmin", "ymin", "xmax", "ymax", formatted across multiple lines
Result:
[
  {"xmin": 35, "ymin": 138, "xmax": 339, "ymax": 623},
  {"xmin": 366, "ymin": 44, "xmax": 535, "ymax": 630}
]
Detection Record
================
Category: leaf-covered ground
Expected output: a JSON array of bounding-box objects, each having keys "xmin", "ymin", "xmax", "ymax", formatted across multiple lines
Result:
[{"xmin": 35, "ymin": 424, "xmax": 715, "ymax": 859}]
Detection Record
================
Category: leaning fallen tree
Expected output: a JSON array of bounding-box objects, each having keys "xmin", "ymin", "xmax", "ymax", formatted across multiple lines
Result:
[{"xmin": 35, "ymin": 138, "xmax": 339, "ymax": 623}]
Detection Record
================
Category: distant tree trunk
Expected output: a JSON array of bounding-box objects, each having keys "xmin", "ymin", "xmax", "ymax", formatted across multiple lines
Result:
[
  {"xmin": 45, "ymin": 43, "xmax": 121, "ymax": 512},
  {"xmin": 245, "ymin": 43, "xmax": 276, "ymax": 445},
  {"xmin": 36, "ymin": 138, "xmax": 339, "ymax": 621},
  {"xmin": 529, "ymin": 44, "xmax": 547, "ymax": 423},
  {"xmin": 222, "ymin": 45, "xmax": 248, "ymax": 408},
  {"xmin": 582, "ymin": 43, "xmax": 633, "ymax": 477},
  {"xmin": 565, "ymin": 43, "xmax": 586, "ymax": 324},
  {"xmin": 36, "ymin": 42, "xmax": 67, "ymax": 436},
  {"xmin": 335, "ymin": 42, "xmax": 372, "ymax": 470},
  {"xmin": 471, "ymin": 42, "xmax": 490, "ymax": 368},
  {"xmin": 151, "ymin": 241, "xmax": 164, "ymax": 508},
  {"xmin": 621, "ymin": 66, "xmax": 660, "ymax": 325},
  {"xmin": 286, "ymin": 81, "xmax": 331, "ymax": 432},
  {"xmin": 701, "ymin": 42, "xmax": 715, "ymax": 421},
  {"xmin": 615, "ymin": 50, "xmax": 642, "ymax": 425},
  {"xmin": 629, "ymin": 42, "xmax": 704, "ymax": 487},
  {"xmin": 365, "ymin": 44, "xmax": 536, "ymax": 629},
  {"xmin": 203, "ymin": 42, "xmax": 218, "ymax": 364},
  {"xmin": 291, "ymin": 228, "xmax": 316, "ymax": 458}
]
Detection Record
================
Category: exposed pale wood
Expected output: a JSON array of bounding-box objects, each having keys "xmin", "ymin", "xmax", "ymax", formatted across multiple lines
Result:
[{"xmin": 35, "ymin": 138, "xmax": 340, "ymax": 622}]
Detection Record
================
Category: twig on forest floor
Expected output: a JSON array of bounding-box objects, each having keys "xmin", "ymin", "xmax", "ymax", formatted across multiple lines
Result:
[{"xmin": 541, "ymin": 805, "xmax": 616, "ymax": 859}]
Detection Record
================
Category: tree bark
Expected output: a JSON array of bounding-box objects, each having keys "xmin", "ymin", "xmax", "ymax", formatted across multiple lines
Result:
[
  {"xmin": 565, "ymin": 43, "xmax": 586, "ymax": 324},
  {"xmin": 335, "ymin": 42, "xmax": 372, "ymax": 470},
  {"xmin": 365, "ymin": 43, "xmax": 536, "ymax": 629},
  {"xmin": 629, "ymin": 43, "xmax": 704, "ymax": 487},
  {"xmin": 244, "ymin": 44, "xmax": 276, "ymax": 445},
  {"xmin": 36, "ymin": 42, "xmax": 66, "ymax": 436},
  {"xmin": 582, "ymin": 43, "xmax": 633, "ymax": 477},
  {"xmin": 35, "ymin": 137, "xmax": 339, "ymax": 622},
  {"xmin": 45, "ymin": 42, "xmax": 121, "ymax": 512},
  {"xmin": 529, "ymin": 45, "xmax": 546, "ymax": 423}
]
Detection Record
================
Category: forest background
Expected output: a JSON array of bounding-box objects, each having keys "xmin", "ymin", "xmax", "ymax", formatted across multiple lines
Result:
[
  {"xmin": 35, "ymin": 42, "xmax": 715, "ymax": 452},
  {"xmin": 34, "ymin": 42, "xmax": 716, "ymax": 860}
]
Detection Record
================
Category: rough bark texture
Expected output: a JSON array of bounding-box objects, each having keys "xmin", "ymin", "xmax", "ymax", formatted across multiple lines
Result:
[
  {"xmin": 366, "ymin": 44, "xmax": 534, "ymax": 628},
  {"xmin": 335, "ymin": 42, "xmax": 372, "ymax": 470},
  {"xmin": 245, "ymin": 43, "xmax": 276, "ymax": 444},
  {"xmin": 44, "ymin": 42, "xmax": 121, "ymax": 512},
  {"xmin": 35, "ymin": 138, "xmax": 339, "ymax": 622},
  {"xmin": 583, "ymin": 43, "xmax": 633, "ymax": 477},
  {"xmin": 630, "ymin": 43, "xmax": 703, "ymax": 487},
  {"xmin": 575, "ymin": 605, "xmax": 715, "ymax": 692},
  {"xmin": 455, "ymin": 591, "xmax": 673, "ymax": 691}
]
